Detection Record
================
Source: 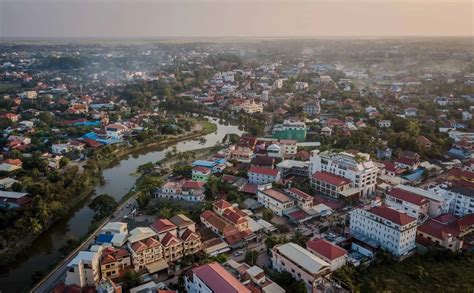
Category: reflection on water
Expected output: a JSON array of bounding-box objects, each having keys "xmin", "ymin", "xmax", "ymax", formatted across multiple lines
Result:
[{"xmin": 0, "ymin": 118, "xmax": 242, "ymax": 292}]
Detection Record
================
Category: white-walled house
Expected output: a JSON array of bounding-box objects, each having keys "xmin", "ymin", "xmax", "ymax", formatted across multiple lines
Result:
[
  {"xmin": 248, "ymin": 165, "xmax": 281, "ymax": 185},
  {"xmin": 65, "ymin": 251, "xmax": 101, "ymax": 288}
]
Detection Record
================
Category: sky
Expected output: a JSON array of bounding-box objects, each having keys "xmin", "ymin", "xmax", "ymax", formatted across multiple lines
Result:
[{"xmin": 0, "ymin": 0, "xmax": 473, "ymax": 38}]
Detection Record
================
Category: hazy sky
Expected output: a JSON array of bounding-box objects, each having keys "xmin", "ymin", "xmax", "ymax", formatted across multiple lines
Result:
[{"xmin": 0, "ymin": 0, "xmax": 473, "ymax": 38}]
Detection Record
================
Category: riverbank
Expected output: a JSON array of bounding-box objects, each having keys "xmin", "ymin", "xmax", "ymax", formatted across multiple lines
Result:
[
  {"xmin": 0, "ymin": 118, "xmax": 241, "ymax": 293},
  {"xmin": 0, "ymin": 119, "xmax": 216, "ymax": 267}
]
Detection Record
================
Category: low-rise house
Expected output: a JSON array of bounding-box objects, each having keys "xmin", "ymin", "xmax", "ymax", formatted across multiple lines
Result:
[
  {"xmin": 105, "ymin": 123, "xmax": 129, "ymax": 139},
  {"xmin": 404, "ymin": 107, "xmax": 418, "ymax": 117},
  {"xmin": 306, "ymin": 238, "xmax": 347, "ymax": 271},
  {"xmin": 350, "ymin": 206, "xmax": 417, "ymax": 257},
  {"xmin": 378, "ymin": 120, "xmax": 391, "ymax": 128},
  {"xmin": 395, "ymin": 151, "xmax": 420, "ymax": 171},
  {"xmin": 417, "ymin": 213, "xmax": 474, "ymax": 251},
  {"xmin": 417, "ymin": 136, "xmax": 432, "ymax": 148},
  {"xmin": 271, "ymin": 243, "xmax": 331, "ymax": 290},
  {"xmin": 0, "ymin": 190, "xmax": 31, "ymax": 208},
  {"xmin": 248, "ymin": 166, "xmax": 281, "ymax": 185},
  {"xmin": 224, "ymin": 260, "xmax": 286, "ymax": 293}
]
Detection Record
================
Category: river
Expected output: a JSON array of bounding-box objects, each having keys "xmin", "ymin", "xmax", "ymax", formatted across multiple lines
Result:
[{"xmin": 0, "ymin": 118, "xmax": 243, "ymax": 292}]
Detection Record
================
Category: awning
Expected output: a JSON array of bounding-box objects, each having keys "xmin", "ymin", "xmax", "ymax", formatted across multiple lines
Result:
[{"xmin": 145, "ymin": 259, "xmax": 168, "ymax": 273}]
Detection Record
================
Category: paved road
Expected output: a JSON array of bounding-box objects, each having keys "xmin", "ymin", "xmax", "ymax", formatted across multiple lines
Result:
[{"xmin": 32, "ymin": 196, "xmax": 137, "ymax": 293}]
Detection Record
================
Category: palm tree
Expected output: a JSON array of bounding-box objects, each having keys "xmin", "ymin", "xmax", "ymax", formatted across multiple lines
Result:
[{"xmin": 30, "ymin": 218, "xmax": 43, "ymax": 234}]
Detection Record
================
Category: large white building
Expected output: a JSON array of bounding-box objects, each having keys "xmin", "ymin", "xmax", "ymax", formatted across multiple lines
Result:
[
  {"xmin": 271, "ymin": 242, "xmax": 331, "ymax": 290},
  {"xmin": 430, "ymin": 185, "xmax": 474, "ymax": 217},
  {"xmin": 309, "ymin": 150, "xmax": 378, "ymax": 197},
  {"xmin": 65, "ymin": 251, "xmax": 101, "ymax": 288},
  {"xmin": 349, "ymin": 206, "xmax": 417, "ymax": 257}
]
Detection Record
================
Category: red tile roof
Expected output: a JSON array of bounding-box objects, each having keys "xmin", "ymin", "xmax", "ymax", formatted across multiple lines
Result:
[
  {"xmin": 418, "ymin": 217, "xmax": 461, "ymax": 240},
  {"xmin": 161, "ymin": 232, "xmax": 182, "ymax": 247},
  {"xmin": 214, "ymin": 199, "xmax": 232, "ymax": 210},
  {"xmin": 182, "ymin": 180, "xmax": 205, "ymax": 189},
  {"xmin": 288, "ymin": 209, "xmax": 310, "ymax": 221},
  {"xmin": 312, "ymin": 171, "xmax": 351, "ymax": 186},
  {"xmin": 192, "ymin": 262, "xmax": 250, "ymax": 293},
  {"xmin": 387, "ymin": 188, "xmax": 429, "ymax": 206},
  {"xmin": 370, "ymin": 206, "xmax": 416, "ymax": 226},
  {"xmin": 306, "ymin": 238, "xmax": 347, "ymax": 260},
  {"xmin": 193, "ymin": 166, "xmax": 212, "ymax": 174},
  {"xmin": 248, "ymin": 165, "xmax": 279, "ymax": 177},
  {"xmin": 288, "ymin": 188, "xmax": 313, "ymax": 201},
  {"xmin": 151, "ymin": 219, "xmax": 177, "ymax": 234}
]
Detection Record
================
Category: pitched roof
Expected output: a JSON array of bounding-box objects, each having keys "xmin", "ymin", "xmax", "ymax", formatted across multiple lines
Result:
[
  {"xmin": 182, "ymin": 180, "xmax": 205, "ymax": 189},
  {"xmin": 150, "ymin": 219, "xmax": 177, "ymax": 234},
  {"xmin": 388, "ymin": 188, "xmax": 429, "ymax": 206},
  {"xmin": 161, "ymin": 232, "xmax": 182, "ymax": 247},
  {"xmin": 288, "ymin": 188, "xmax": 313, "ymax": 201},
  {"xmin": 306, "ymin": 238, "xmax": 347, "ymax": 261},
  {"xmin": 248, "ymin": 165, "xmax": 279, "ymax": 177},
  {"xmin": 369, "ymin": 206, "xmax": 416, "ymax": 226},
  {"xmin": 214, "ymin": 199, "xmax": 232, "ymax": 210},
  {"xmin": 312, "ymin": 171, "xmax": 351, "ymax": 186},
  {"xmin": 192, "ymin": 262, "xmax": 250, "ymax": 293},
  {"xmin": 192, "ymin": 166, "xmax": 212, "ymax": 174}
]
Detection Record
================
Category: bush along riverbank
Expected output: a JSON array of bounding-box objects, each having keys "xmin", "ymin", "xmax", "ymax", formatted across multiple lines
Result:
[{"xmin": 0, "ymin": 119, "xmax": 215, "ymax": 266}]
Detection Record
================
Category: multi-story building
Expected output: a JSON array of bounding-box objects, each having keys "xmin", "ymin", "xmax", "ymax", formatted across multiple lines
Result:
[
  {"xmin": 155, "ymin": 179, "xmax": 205, "ymax": 202},
  {"xmin": 151, "ymin": 216, "xmax": 202, "ymax": 262},
  {"xmin": 192, "ymin": 166, "xmax": 212, "ymax": 182},
  {"xmin": 229, "ymin": 146, "xmax": 254, "ymax": 163},
  {"xmin": 385, "ymin": 187, "xmax": 430, "ymax": 221},
  {"xmin": 309, "ymin": 150, "xmax": 378, "ymax": 197},
  {"xmin": 248, "ymin": 165, "xmax": 281, "ymax": 185},
  {"xmin": 213, "ymin": 200, "xmax": 249, "ymax": 232},
  {"xmin": 306, "ymin": 238, "xmax": 347, "ymax": 271},
  {"xmin": 272, "ymin": 120, "xmax": 307, "ymax": 142},
  {"xmin": 271, "ymin": 243, "xmax": 331, "ymax": 290},
  {"xmin": 311, "ymin": 171, "xmax": 361, "ymax": 199},
  {"xmin": 170, "ymin": 214, "xmax": 202, "ymax": 256},
  {"xmin": 65, "ymin": 251, "xmax": 101, "ymax": 288},
  {"xmin": 349, "ymin": 206, "xmax": 417, "ymax": 257},
  {"xmin": 100, "ymin": 247, "xmax": 131, "ymax": 279},
  {"xmin": 430, "ymin": 185, "xmax": 474, "ymax": 217},
  {"xmin": 277, "ymin": 160, "xmax": 310, "ymax": 178},
  {"xmin": 286, "ymin": 188, "xmax": 313, "ymax": 210},
  {"xmin": 127, "ymin": 227, "xmax": 163, "ymax": 271},
  {"xmin": 257, "ymin": 185, "xmax": 295, "ymax": 216},
  {"xmin": 184, "ymin": 262, "xmax": 251, "ymax": 293},
  {"xmin": 303, "ymin": 101, "xmax": 321, "ymax": 117}
]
